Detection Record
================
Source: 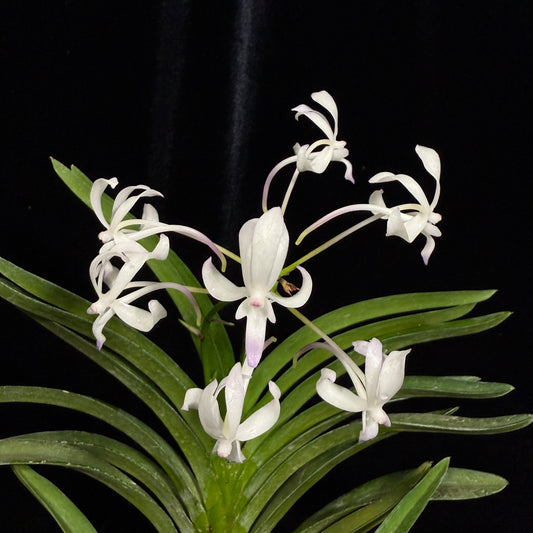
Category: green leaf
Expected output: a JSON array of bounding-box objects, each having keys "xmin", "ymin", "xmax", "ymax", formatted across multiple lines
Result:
[
  {"xmin": 389, "ymin": 412, "xmax": 533, "ymax": 434},
  {"xmin": 375, "ymin": 458, "xmax": 450, "ymax": 533},
  {"xmin": 398, "ymin": 375, "xmax": 514, "ymax": 399},
  {"xmin": 294, "ymin": 463, "xmax": 432, "ymax": 533},
  {"xmin": 12, "ymin": 465, "xmax": 98, "ymax": 533},
  {"xmin": 50, "ymin": 159, "xmax": 235, "ymax": 381},
  {"xmin": 1, "ymin": 438, "xmax": 178, "ymax": 533},
  {"xmin": 12, "ymin": 431, "xmax": 195, "ymax": 531},
  {"xmin": 0, "ymin": 386, "xmax": 207, "ymax": 524},
  {"xmin": 245, "ymin": 290, "xmax": 499, "ymax": 412},
  {"xmin": 241, "ymin": 423, "xmax": 391, "ymax": 532},
  {"xmin": 431, "ymin": 467, "xmax": 508, "ymax": 500}
]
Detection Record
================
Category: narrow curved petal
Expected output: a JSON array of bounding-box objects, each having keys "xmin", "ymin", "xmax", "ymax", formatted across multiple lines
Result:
[
  {"xmin": 269, "ymin": 266, "xmax": 313, "ymax": 309},
  {"xmin": 112, "ymin": 299, "xmax": 167, "ymax": 332},
  {"xmin": 370, "ymin": 172, "xmax": 430, "ymax": 209},
  {"xmin": 292, "ymin": 105, "xmax": 334, "ymax": 139},
  {"xmin": 112, "ymin": 186, "xmax": 163, "ymax": 226},
  {"xmin": 244, "ymin": 306, "xmax": 270, "ymax": 368},
  {"xmin": 236, "ymin": 381, "xmax": 281, "ymax": 441},
  {"xmin": 421, "ymin": 235, "xmax": 436, "ymax": 265},
  {"xmin": 181, "ymin": 388, "xmax": 203, "ymax": 411},
  {"xmin": 311, "ymin": 90, "xmax": 338, "ymax": 136},
  {"xmin": 90, "ymin": 178, "xmax": 118, "ymax": 228},
  {"xmin": 316, "ymin": 369, "xmax": 367, "ymax": 413},
  {"xmin": 198, "ymin": 380, "xmax": 225, "ymax": 440},
  {"xmin": 376, "ymin": 349, "xmax": 410, "ymax": 402},
  {"xmin": 202, "ymin": 258, "xmax": 247, "ymax": 302},
  {"xmin": 140, "ymin": 203, "xmax": 159, "ymax": 224},
  {"xmin": 91, "ymin": 308, "xmax": 114, "ymax": 350},
  {"xmin": 415, "ymin": 145, "xmax": 441, "ymax": 181},
  {"xmin": 342, "ymin": 158, "xmax": 354, "ymax": 183}
]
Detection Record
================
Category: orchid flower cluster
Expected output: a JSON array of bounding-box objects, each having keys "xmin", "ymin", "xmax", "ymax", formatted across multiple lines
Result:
[{"xmin": 88, "ymin": 91, "xmax": 442, "ymax": 462}]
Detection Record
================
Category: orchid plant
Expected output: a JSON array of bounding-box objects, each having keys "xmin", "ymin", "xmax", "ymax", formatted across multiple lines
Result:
[{"xmin": 1, "ymin": 90, "xmax": 531, "ymax": 533}]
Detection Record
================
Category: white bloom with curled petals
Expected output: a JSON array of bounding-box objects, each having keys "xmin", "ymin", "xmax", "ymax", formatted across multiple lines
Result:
[
  {"xmin": 316, "ymin": 338, "xmax": 409, "ymax": 442},
  {"xmin": 292, "ymin": 90, "xmax": 354, "ymax": 182},
  {"xmin": 202, "ymin": 207, "xmax": 312, "ymax": 367},
  {"xmin": 182, "ymin": 363, "xmax": 281, "ymax": 463},
  {"xmin": 369, "ymin": 145, "xmax": 442, "ymax": 264}
]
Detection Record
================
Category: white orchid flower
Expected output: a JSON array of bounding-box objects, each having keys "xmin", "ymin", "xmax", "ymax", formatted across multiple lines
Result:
[
  {"xmin": 316, "ymin": 338, "xmax": 409, "ymax": 442},
  {"xmin": 295, "ymin": 145, "xmax": 441, "ymax": 265},
  {"xmin": 88, "ymin": 236, "xmax": 200, "ymax": 349},
  {"xmin": 262, "ymin": 91, "xmax": 353, "ymax": 213},
  {"xmin": 182, "ymin": 362, "xmax": 281, "ymax": 463},
  {"xmin": 368, "ymin": 145, "xmax": 442, "ymax": 264},
  {"xmin": 202, "ymin": 207, "xmax": 312, "ymax": 368},
  {"xmin": 90, "ymin": 177, "xmax": 226, "ymax": 268},
  {"xmin": 292, "ymin": 90, "xmax": 354, "ymax": 183}
]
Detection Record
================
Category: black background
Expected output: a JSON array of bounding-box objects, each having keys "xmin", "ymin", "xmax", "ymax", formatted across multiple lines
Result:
[{"xmin": 1, "ymin": 1, "xmax": 532, "ymax": 531}]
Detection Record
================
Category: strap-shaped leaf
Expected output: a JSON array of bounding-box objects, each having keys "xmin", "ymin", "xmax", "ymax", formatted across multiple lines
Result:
[
  {"xmin": 294, "ymin": 463, "xmax": 432, "ymax": 533},
  {"xmin": 243, "ymin": 425, "xmax": 392, "ymax": 533},
  {"xmin": 12, "ymin": 465, "xmax": 98, "ymax": 533},
  {"xmin": 0, "ymin": 273, "xmax": 212, "ymax": 449},
  {"xmin": 0, "ymin": 386, "xmax": 206, "ymax": 523},
  {"xmin": 0, "ymin": 438, "xmax": 178, "ymax": 533},
  {"xmin": 50, "ymin": 159, "xmax": 235, "ymax": 381},
  {"xmin": 256, "ymin": 304, "xmax": 477, "ymax": 413},
  {"xmin": 389, "ymin": 412, "xmax": 533, "ymax": 434},
  {"xmin": 244, "ymin": 290, "xmax": 497, "ymax": 410},
  {"xmin": 32, "ymin": 317, "xmax": 211, "ymax": 475},
  {"xmin": 375, "ymin": 457, "xmax": 450, "ymax": 533},
  {"xmin": 430, "ymin": 467, "xmax": 508, "ymax": 500},
  {"xmin": 12, "ymin": 431, "xmax": 195, "ymax": 532},
  {"xmin": 398, "ymin": 375, "xmax": 514, "ymax": 399}
]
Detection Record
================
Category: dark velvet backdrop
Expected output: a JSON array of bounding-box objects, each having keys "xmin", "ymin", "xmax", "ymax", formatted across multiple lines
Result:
[{"xmin": 2, "ymin": 1, "xmax": 532, "ymax": 531}]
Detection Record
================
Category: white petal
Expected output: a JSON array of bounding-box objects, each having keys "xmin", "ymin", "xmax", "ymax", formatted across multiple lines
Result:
[
  {"xmin": 386, "ymin": 208, "xmax": 410, "ymax": 241},
  {"xmin": 403, "ymin": 212, "xmax": 427, "ymax": 242},
  {"xmin": 112, "ymin": 299, "xmax": 167, "ymax": 332},
  {"xmin": 306, "ymin": 146, "xmax": 334, "ymax": 174},
  {"xmin": 244, "ymin": 306, "xmax": 270, "ymax": 368},
  {"xmin": 316, "ymin": 368, "xmax": 367, "ymax": 413},
  {"xmin": 202, "ymin": 258, "xmax": 247, "ymax": 302},
  {"xmin": 182, "ymin": 388, "xmax": 203, "ymax": 411},
  {"xmin": 376, "ymin": 349, "xmax": 410, "ymax": 402},
  {"xmin": 238, "ymin": 217, "xmax": 258, "ymax": 288},
  {"xmin": 359, "ymin": 411, "xmax": 379, "ymax": 442},
  {"xmin": 91, "ymin": 308, "xmax": 114, "ymax": 350},
  {"xmin": 415, "ymin": 145, "xmax": 441, "ymax": 180},
  {"xmin": 370, "ymin": 172, "xmax": 430, "ymax": 209},
  {"xmin": 292, "ymin": 105, "xmax": 334, "ymax": 139},
  {"xmin": 356, "ymin": 338, "xmax": 384, "ymax": 401},
  {"xmin": 236, "ymin": 381, "xmax": 281, "ymax": 441},
  {"xmin": 141, "ymin": 203, "xmax": 159, "ymax": 224},
  {"xmin": 227, "ymin": 441, "xmax": 246, "ymax": 463},
  {"xmin": 248, "ymin": 208, "xmax": 289, "ymax": 292},
  {"xmin": 112, "ymin": 186, "xmax": 163, "ymax": 227},
  {"xmin": 90, "ymin": 178, "xmax": 118, "ymax": 229},
  {"xmin": 198, "ymin": 380, "xmax": 225, "ymax": 440},
  {"xmin": 269, "ymin": 266, "xmax": 313, "ymax": 309},
  {"xmin": 223, "ymin": 363, "xmax": 246, "ymax": 439},
  {"xmin": 311, "ymin": 90, "xmax": 338, "ymax": 134},
  {"xmin": 421, "ymin": 235, "xmax": 436, "ymax": 265}
]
